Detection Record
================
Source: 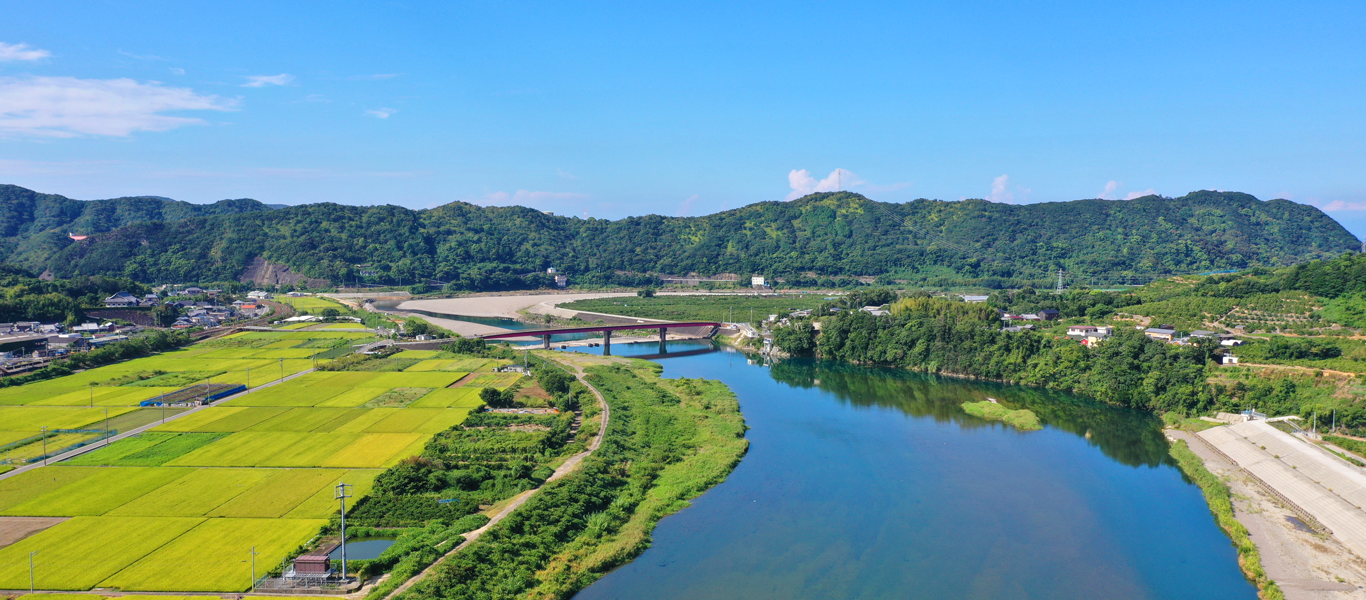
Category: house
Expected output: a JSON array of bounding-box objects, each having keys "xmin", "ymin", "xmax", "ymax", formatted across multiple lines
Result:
[
  {"xmin": 1002, "ymin": 324, "xmax": 1035, "ymax": 333},
  {"xmin": 72, "ymin": 322, "xmax": 102, "ymax": 334},
  {"xmin": 1144, "ymin": 328, "xmax": 1177, "ymax": 341},
  {"xmin": 1039, "ymin": 309, "xmax": 1060, "ymax": 320},
  {"xmin": 1084, "ymin": 333, "xmax": 1108, "ymax": 346},
  {"xmin": 1067, "ymin": 325, "xmax": 1099, "ymax": 336},
  {"xmin": 860, "ymin": 306, "xmax": 889, "ymax": 316},
  {"xmin": 1222, "ymin": 355, "xmax": 1239, "ymax": 365},
  {"xmin": 104, "ymin": 291, "xmax": 140, "ymax": 308},
  {"xmin": 962, "ymin": 295, "xmax": 990, "ymax": 303},
  {"xmin": 232, "ymin": 300, "xmax": 246, "ymax": 307},
  {"xmin": 1189, "ymin": 330, "xmax": 1219, "ymax": 339},
  {"xmin": 790, "ymin": 309, "xmax": 812, "ymax": 318},
  {"xmin": 184, "ymin": 286, "xmax": 205, "ymax": 295},
  {"xmin": 554, "ymin": 274, "xmax": 568, "ymax": 288},
  {"xmin": 46, "ymin": 334, "xmax": 89, "ymax": 351},
  {"xmin": 142, "ymin": 294, "xmax": 159, "ymax": 306},
  {"xmin": 1221, "ymin": 338, "xmax": 1245, "ymax": 347},
  {"xmin": 1021, "ymin": 313, "xmax": 1044, "ymax": 321},
  {"xmin": 751, "ymin": 276, "xmax": 766, "ymax": 288},
  {"xmin": 247, "ymin": 290, "xmax": 271, "ymax": 300}
]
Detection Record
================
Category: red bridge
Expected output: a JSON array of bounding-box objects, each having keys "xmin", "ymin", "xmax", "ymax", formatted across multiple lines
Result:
[{"xmin": 479, "ymin": 322, "xmax": 721, "ymax": 351}]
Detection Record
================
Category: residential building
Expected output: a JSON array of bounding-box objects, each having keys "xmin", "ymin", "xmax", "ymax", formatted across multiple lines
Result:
[
  {"xmin": 1222, "ymin": 355, "xmax": 1239, "ymax": 365},
  {"xmin": 104, "ymin": 291, "xmax": 141, "ymax": 308},
  {"xmin": 1039, "ymin": 309, "xmax": 1060, "ymax": 320},
  {"xmin": 962, "ymin": 295, "xmax": 990, "ymax": 303},
  {"xmin": 1067, "ymin": 325, "xmax": 1099, "ymax": 336},
  {"xmin": 1144, "ymin": 328, "xmax": 1177, "ymax": 341}
]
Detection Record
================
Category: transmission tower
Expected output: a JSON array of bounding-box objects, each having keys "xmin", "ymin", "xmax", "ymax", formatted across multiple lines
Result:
[{"xmin": 1055, "ymin": 269, "xmax": 1064, "ymax": 294}]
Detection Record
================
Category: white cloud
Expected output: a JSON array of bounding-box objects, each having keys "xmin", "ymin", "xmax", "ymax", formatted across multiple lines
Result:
[
  {"xmin": 1321, "ymin": 200, "xmax": 1366, "ymax": 212},
  {"xmin": 0, "ymin": 42, "xmax": 50, "ymax": 62},
  {"xmin": 241, "ymin": 74, "xmax": 294, "ymax": 88},
  {"xmin": 366, "ymin": 108, "xmax": 396, "ymax": 119},
  {"xmin": 0, "ymin": 158, "xmax": 122, "ymax": 176},
  {"xmin": 169, "ymin": 67, "xmax": 185, "ymax": 76},
  {"xmin": 1124, "ymin": 188, "xmax": 1157, "ymax": 200},
  {"xmin": 0, "ymin": 76, "xmax": 235, "ymax": 137},
  {"xmin": 785, "ymin": 168, "xmax": 865, "ymax": 200},
  {"xmin": 556, "ymin": 168, "xmax": 577, "ymax": 180},
  {"xmin": 676, "ymin": 194, "xmax": 699, "ymax": 217},
  {"xmin": 481, "ymin": 190, "xmax": 588, "ymax": 207},
  {"xmin": 1098, "ymin": 180, "xmax": 1121, "ymax": 200},
  {"xmin": 987, "ymin": 174, "xmax": 1014, "ymax": 203}
]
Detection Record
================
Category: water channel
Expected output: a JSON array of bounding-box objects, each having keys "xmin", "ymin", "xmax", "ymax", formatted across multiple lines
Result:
[{"xmin": 564, "ymin": 340, "xmax": 1255, "ymax": 599}]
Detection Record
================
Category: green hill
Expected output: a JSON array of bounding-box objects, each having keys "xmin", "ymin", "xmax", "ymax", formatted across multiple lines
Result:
[
  {"xmin": 7, "ymin": 186, "xmax": 1357, "ymax": 289},
  {"xmin": 0, "ymin": 185, "xmax": 275, "ymax": 272}
]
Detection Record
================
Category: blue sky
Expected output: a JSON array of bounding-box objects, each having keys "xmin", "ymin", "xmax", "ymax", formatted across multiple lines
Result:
[{"xmin": 3, "ymin": 1, "xmax": 1366, "ymax": 237}]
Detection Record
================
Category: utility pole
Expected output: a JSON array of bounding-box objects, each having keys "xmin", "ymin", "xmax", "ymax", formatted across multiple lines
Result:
[
  {"xmin": 336, "ymin": 482, "xmax": 353, "ymax": 581},
  {"xmin": 103, "ymin": 408, "xmax": 110, "ymax": 446},
  {"xmin": 40, "ymin": 426, "xmax": 47, "ymax": 466},
  {"xmin": 837, "ymin": 168, "xmax": 841, "ymax": 192},
  {"xmin": 1056, "ymin": 269, "xmax": 1064, "ymax": 294},
  {"xmin": 29, "ymin": 551, "xmax": 36, "ymax": 592},
  {"xmin": 88, "ymin": 383, "xmax": 93, "ymax": 407},
  {"xmin": 279, "ymin": 358, "xmax": 284, "ymax": 382},
  {"xmin": 250, "ymin": 546, "xmax": 257, "ymax": 591}
]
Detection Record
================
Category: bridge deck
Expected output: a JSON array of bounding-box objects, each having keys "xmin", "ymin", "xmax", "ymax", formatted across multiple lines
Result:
[{"xmin": 479, "ymin": 322, "xmax": 720, "ymax": 340}]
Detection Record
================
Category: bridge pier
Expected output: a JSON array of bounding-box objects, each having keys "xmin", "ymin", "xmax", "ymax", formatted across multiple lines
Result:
[
  {"xmin": 603, "ymin": 330, "xmax": 611, "ymax": 356},
  {"xmin": 659, "ymin": 327, "xmax": 667, "ymax": 354},
  {"xmin": 542, "ymin": 334, "xmax": 551, "ymax": 350}
]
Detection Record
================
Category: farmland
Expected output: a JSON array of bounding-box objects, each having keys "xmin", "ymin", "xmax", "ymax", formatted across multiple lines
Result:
[{"xmin": 0, "ymin": 329, "xmax": 514, "ymax": 592}]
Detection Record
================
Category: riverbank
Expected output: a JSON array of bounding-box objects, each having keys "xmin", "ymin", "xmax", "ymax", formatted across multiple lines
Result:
[{"xmin": 1170, "ymin": 429, "xmax": 1366, "ymax": 599}]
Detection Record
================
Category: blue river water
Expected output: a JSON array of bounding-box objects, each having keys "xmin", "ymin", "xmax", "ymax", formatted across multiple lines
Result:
[{"xmin": 565, "ymin": 341, "xmax": 1255, "ymax": 600}]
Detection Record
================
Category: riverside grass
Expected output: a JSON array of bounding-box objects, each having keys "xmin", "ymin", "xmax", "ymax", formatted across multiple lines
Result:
[
  {"xmin": 1169, "ymin": 439, "xmax": 1284, "ymax": 600},
  {"xmin": 961, "ymin": 400, "xmax": 1043, "ymax": 431}
]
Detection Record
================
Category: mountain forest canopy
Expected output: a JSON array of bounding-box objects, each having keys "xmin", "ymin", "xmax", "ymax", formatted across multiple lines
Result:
[{"xmin": 1, "ymin": 185, "xmax": 1356, "ymax": 290}]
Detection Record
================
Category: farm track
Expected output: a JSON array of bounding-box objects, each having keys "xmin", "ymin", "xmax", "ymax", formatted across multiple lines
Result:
[
  {"xmin": 376, "ymin": 357, "xmax": 610, "ymax": 600},
  {"xmin": 0, "ymin": 367, "xmax": 316, "ymax": 482}
]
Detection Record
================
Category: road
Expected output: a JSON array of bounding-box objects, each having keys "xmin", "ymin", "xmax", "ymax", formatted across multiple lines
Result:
[
  {"xmin": 0, "ymin": 367, "xmax": 315, "ymax": 482},
  {"xmin": 378, "ymin": 356, "xmax": 610, "ymax": 599}
]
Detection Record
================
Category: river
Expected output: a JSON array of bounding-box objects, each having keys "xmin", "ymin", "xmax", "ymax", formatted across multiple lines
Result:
[{"xmin": 567, "ymin": 340, "xmax": 1255, "ymax": 599}]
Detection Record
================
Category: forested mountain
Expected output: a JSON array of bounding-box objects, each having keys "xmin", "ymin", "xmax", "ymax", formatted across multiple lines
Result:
[
  {"xmin": 7, "ymin": 187, "xmax": 1357, "ymax": 289},
  {"xmin": 0, "ymin": 185, "xmax": 274, "ymax": 270}
]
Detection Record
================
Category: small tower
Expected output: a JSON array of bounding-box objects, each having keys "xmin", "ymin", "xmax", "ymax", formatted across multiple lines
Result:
[{"xmin": 1055, "ymin": 269, "xmax": 1064, "ymax": 294}]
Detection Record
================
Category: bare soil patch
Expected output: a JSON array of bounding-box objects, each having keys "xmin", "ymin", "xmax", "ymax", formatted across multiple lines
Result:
[{"xmin": 0, "ymin": 516, "xmax": 66, "ymax": 549}]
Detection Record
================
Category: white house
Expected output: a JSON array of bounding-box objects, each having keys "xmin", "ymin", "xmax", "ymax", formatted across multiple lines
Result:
[
  {"xmin": 1222, "ymin": 355, "xmax": 1239, "ymax": 365},
  {"xmin": 1067, "ymin": 325, "xmax": 1099, "ymax": 336},
  {"xmin": 751, "ymin": 276, "xmax": 766, "ymax": 288}
]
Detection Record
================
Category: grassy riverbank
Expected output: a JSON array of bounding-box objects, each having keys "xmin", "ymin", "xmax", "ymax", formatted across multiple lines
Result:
[
  {"xmin": 400, "ymin": 355, "xmax": 747, "ymax": 600},
  {"xmin": 1168, "ymin": 439, "xmax": 1283, "ymax": 600},
  {"xmin": 961, "ymin": 400, "xmax": 1042, "ymax": 430}
]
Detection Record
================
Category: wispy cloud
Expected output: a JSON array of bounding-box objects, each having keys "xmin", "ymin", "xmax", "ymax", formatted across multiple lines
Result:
[
  {"xmin": 0, "ymin": 76, "xmax": 235, "ymax": 137},
  {"xmin": 365, "ymin": 108, "xmax": 396, "ymax": 119},
  {"xmin": 1124, "ymin": 188, "xmax": 1157, "ymax": 200},
  {"xmin": 987, "ymin": 174, "xmax": 1014, "ymax": 203},
  {"xmin": 0, "ymin": 42, "xmax": 50, "ymax": 62},
  {"xmin": 481, "ymin": 190, "xmax": 588, "ymax": 207},
  {"xmin": 169, "ymin": 67, "xmax": 185, "ymax": 76},
  {"xmin": 1321, "ymin": 200, "xmax": 1366, "ymax": 212},
  {"xmin": 1098, "ymin": 180, "xmax": 1121, "ymax": 200},
  {"xmin": 241, "ymin": 74, "xmax": 294, "ymax": 88},
  {"xmin": 118, "ymin": 49, "xmax": 165, "ymax": 61},
  {"xmin": 556, "ymin": 168, "xmax": 578, "ymax": 180},
  {"xmin": 251, "ymin": 167, "xmax": 429, "ymax": 179},
  {"xmin": 786, "ymin": 168, "xmax": 909, "ymax": 200},
  {"xmin": 676, "ymin": 194, "xmax": 700, "ymax": 217}
]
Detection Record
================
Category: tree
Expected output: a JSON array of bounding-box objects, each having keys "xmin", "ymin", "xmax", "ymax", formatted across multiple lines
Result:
[
  {"xmin": 405, "ymin": 316, "xmax": 430, "ymax": 337},
  {"xmin": 480, "ymin": 386, "xmax": 513, "ymax": 408},
  {"xmin": 637, "ymin": 288, "xmax": 656, "ymax": 298},
  {"xmin": 321, "ymin": 307, "xmax": 341, "ymax": 319},
  {"xmin": 153, "ymin": 303, "xmax": 180, "ymax": 327}
]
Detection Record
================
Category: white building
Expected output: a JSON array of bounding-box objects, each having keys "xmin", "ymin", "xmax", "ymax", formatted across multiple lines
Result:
[{"xmin": 751, "ymin": 276, "xmax": 766, "ymax": 287}]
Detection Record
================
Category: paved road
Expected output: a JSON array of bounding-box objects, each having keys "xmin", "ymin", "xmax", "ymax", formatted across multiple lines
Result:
[
  {"xmin": 380, "ymin": 358, "xmax": 610, "ymax": 599},
  {"xmin": 0, "ymin": 368, "xmax": 316, "ymax": 482}
]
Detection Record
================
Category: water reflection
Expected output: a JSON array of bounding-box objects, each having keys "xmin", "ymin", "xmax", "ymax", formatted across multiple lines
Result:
[{"xmin": 768, "ymin": 358, "xmax": 1173, "ymax": 468}]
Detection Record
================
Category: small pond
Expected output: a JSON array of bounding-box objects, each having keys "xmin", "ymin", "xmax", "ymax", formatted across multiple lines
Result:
[{"xmin": 329, "ymin": 538, "xmax": 395, "ymax": 561}]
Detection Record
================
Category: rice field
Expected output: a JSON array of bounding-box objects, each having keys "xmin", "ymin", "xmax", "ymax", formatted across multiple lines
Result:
[
  {"xmin": 101, "ymin": 517, "xmax": 328, "ymax": 592},
  {"xmin": 461, "ymin": 372, "xmax": 524, "ymax": 390},
  {"xmin": 0, "ymin": 329, "xmax": 487, "ymax": 592}
]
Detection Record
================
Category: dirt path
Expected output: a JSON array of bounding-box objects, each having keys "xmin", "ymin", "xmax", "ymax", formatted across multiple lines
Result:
[
  {"xmin": 379, "ymin": 357, "xmax": 610, "ymax": 599},
  {"xmin": 1170, "ymin": 430, "xmax": 1366, "ymax": 598}
]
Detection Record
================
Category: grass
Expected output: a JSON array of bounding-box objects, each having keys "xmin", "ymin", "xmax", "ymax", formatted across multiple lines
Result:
[
  {"xmin": 362, "ymin": 387, "xmax": 431, "ymax": 408},
  {"xmin": 0, "ymin": 467, "xmax": 101, "ymax": 512},
  {"xmin": 1323, "ymin": 435, "xmax": 1366, "ymax": 461},
  {"xmin": 284, "ymin": 469, "xmax": 382, "ymax": 518},
  {"xmin": 961, "ymin": 401, "xmax": 1043, "ymax": 431},
  {"xmin": 100, "ymin": 517, "xmax": 328, "ymax": 592},
  {"xmin": 1, "ymin": 467, "xmax": 190, "ymax": 516},
  {"xmin": 0, "ymin": 516, "xmax": 205, "ymax": 590},
  {"xmin": 1168, "ymin": 440, "xmax": 1284, "ymax": 600},
  {"xmin": 164, "ymin": 432, "xmax": 357, "ymax": 467}
]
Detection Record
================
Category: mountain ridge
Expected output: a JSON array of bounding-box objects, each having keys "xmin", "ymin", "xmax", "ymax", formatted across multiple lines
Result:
[{"xmin": 2, "ymin": 185, "xmax": 1356, "ymax": 289}]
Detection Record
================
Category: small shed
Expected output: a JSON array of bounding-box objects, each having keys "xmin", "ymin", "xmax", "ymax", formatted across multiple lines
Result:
[
  {"xmin": 1222, "ymin": 355, "xmax": 1239, "ymax": 365},
  {"xmin": 291, "ymin": 553, "xmax": 332, "ymax": 576}
]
